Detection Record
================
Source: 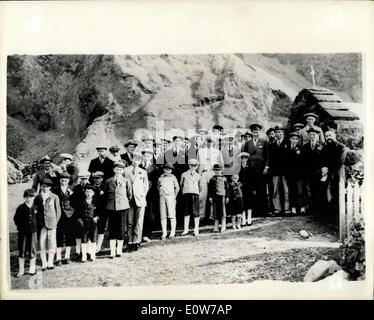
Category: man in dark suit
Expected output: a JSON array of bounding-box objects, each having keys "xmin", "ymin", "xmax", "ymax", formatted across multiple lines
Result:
[
  {"xmin": 121, "ymin": 140, "xmax": 138, "ymax": 166},
  {"xmin": 163, "ymin": 135, "xmax": 188, "ymax": 182},
  {"xmin": 301, "ymin": 128, "xmax": 326, "ymax": 217},
  {"xmin": 268, "ymin": 126, "xmax": 290, "ymax": 215},
  {"xmin": 241, "ymin": 123, "xmax": 270, "ymax": 216},
  {"xmin": 322, "ymin": 130, "xmax": 348, "ymax": 225},
  {"xmin": 88, "ymin": 146, "xmax": 114, "ymax": 183}
]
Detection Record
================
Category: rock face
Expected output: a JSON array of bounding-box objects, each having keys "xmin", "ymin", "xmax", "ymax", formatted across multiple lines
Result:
[{"xmin": 7, "ymin": 54, "xmax": 315, "ymax": 166}]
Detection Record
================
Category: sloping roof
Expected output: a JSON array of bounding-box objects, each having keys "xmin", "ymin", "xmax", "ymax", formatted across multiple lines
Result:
[
  {"xmin": 319, "ymin": 102, "xmax": 349, "ymax": 110},
  {"xmin": 325, "ymin": 109, "xmax": 360, "ymax": 120}
]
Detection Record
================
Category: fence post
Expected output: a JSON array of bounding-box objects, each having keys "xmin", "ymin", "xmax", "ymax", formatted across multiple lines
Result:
[
  {"xmin": 346, "ymin": 180, "xmax": 353, "ymax": 237},
  {"xmin": 353, "ymin": 180, "xmax": 360, "ymax": 217},
  {"xmin": 339, "ymin": 178, "xmax": 346, "ymax": 242}
]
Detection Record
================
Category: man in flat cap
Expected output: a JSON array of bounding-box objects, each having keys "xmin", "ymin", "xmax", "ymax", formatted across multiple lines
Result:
[
  {"xmin": 285, "ymin": 132, "xmax": 307, "ymax": 215},
  {"xmin": 57, "ymin": 153, "xmax": 79, "ymax": 188},
  {"xmin": 268, "ymin": 126, "xmax": 290, "ymax": 215},
  {"xmin": 121, "ymin": 140, "xmax": 138, "ymax": 166},
  {"xmin": 88, "ymin": 146, "xmax": 115, "ymax": 183},
  {"xmin": 108, "ymin": 145, "xmax": 122, "ymax": 163},
  {"xmin": 141, "ymin": 149, "xmax": 161, "ymax": 243},
  {"xmin": 241, "ymin": 123, "xmax": 270, "ymax": 216},
  {"xmin": 291, "ymin": 123, "xmax": 305, "ymax": 146},
  {"xmin": 321, "ymin": 131, "xmax": 348, "ymax": 225},
  {"xmin": 301, "ymin": 127, "xmax": 326, "ymax": 217},
  {"xmin": 266, "ymin": 128, "xmax": 276, "ymax": 144},
  {"xmin": 221, "ymin": 134, "xmax": 241, "ymax": 177},
  {"xmin": 32, "ymin": 155, "xmax": 59, "ymax": 192},
  {"xmin": 211, "ymin": 124, "xmax": 224, "ymax": 150},
  {"xmin": 299, "ymin": 113, "xmax": 325, "ymax": 144},
  {"xmin": 124, "ymin": 151, "xmax": 149, "ymax": 251},
  {"xmin": 163, "ymin": 135, "xmax": 188, "ymax": 182}
]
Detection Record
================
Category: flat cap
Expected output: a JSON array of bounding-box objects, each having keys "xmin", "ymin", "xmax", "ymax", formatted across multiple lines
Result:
[
  {"xmin": 59, "ymin": 172, "xmax": 71, "ymax": 180},
  {"xmin": 213, "ymin": 163, "xmax": 223, "ymax": 170},
  {"xmin": 40, "ymin": 178, "xmax": 53, "ymax": 186},
  {"xmin": 124, "ymin": 140, "xmax": 138, "ymax": 147},
  {"xmin": 96, "ymin": 146, "xmax": 107, "ymax": 150},
  {"xmin": 39, "ymin": 155, "xmax": 53, "ymax": 164},
  {"xmin": 249, "ymin": 123, "xmax": 262, "ymax": 131},
  {"xmin": 109, "ymin": 145, "xmax": 120, "ymax": 152},
  {"xmin": 113, "ymin": 161, "xmax": 125, "ymax": 169},
  {"xmin": 23, "ymin": 189, "xmax": 36, "ymax": 197},
  {"xmin": 60, "ymin": 153, "xmax": 73, "ymax": 160},
  {"xmin": 163, "ymin": 163, "xmax": 174, "ymax": 170},
  {"xmin": 92, "ymin": 171, "xmax": 104, "ymax": 178},
  {"xmin": 304, "ymin": 112, "xmax": 318, "ymax": 119}
]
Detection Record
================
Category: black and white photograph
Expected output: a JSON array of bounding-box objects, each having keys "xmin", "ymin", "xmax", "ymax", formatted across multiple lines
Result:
[{"xmin": 0, "ymin": 1, "xmax": 372, "ymax": 300}]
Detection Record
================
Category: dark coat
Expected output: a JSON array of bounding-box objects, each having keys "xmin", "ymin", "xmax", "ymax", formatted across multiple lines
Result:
[
  {"xmin": 241, "ymin": 138, "xmax": 269, "ymax": 174},
  {"xmin": 88, "ymin": 157, "xmax": 114, "ymax": 182},
  {"xmin": 208, "ymin": 175, "xmax": 229, "ymax": 198},
  {"xmin": 32, "ymin": 170, "xmax": 59, "ymax": 192},
  {"xmin": 52, "ymin": 186, "xmax": 75, "ymax": 218},
  {"xmin": 70, "ymin": 183, "xmax": 88, "ymax": 209},
  {"xmin": 66, "ymin": 162, "xmax": 79, "ymax": 187},
  {"xmin": 301, "ymin": 141, "xmax": 326, "ymax": 179},
  {"xmin": 323, "ymin": 141, "xmax": 348, "ymax": 181},
  {"xmin": 268, "ymin": 139, "xmax": 289, "ymax": 176},
  {"xmin": 75, "ymin": 199, "xmax": 99, "ymax": 227},
  {"xmin": 14, "ymin": 203, "xmax": 38, "ymax": 233},
  {"xmin": 163, "ymin": 148, "xmax": 188, "ymax": 181},
  {"xmin": 120, "ymin": 153, "xmax": 132, "ymax": 166},
  {"xmin": 285, "ymin": 144, "xmax": 304, "ymax": 177}
]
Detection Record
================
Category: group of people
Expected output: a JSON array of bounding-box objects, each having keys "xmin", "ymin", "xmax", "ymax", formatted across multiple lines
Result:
[{"xmin": 13, "ymin": 111, "xmax": 348, "ymax": 278}]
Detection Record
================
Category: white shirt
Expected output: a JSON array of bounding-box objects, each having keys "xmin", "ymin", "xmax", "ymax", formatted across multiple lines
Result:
[{"xmin": 197, "ymin": 147, "xmax": 224, "ymax": 173}]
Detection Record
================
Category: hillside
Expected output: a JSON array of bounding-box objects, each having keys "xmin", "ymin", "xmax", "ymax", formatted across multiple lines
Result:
[{"xmin": 7, "ymin": 53, "xmax": 360, "ymax": 167}]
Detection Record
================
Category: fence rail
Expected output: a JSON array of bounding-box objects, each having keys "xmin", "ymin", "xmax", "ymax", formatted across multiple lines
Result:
[{"xmin": 339, "ymin": 178, "xmax": 363, "ymax": 241}]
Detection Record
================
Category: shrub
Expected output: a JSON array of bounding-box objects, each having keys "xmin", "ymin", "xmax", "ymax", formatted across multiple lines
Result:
[{"xmin": 340, "ymin": 216, "xmax": 365, "ymax": 280}]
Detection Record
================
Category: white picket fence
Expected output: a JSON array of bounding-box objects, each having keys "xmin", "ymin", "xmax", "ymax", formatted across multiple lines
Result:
[{"xmin": 339, "ymin": 178, "xmax": 364, "ymax": 241}]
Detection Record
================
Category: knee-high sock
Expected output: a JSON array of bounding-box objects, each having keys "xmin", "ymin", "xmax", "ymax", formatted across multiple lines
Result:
[
  {"xmin": 214, "ymin": 219, "xmax": 219, "ymax": 231},
  {"xmin": 231, "ymin": 215, "xmax": 236, "ymax": 227},
  {"xmin": 109, "ymin": 239, "xmax": 116, "ymax": 257},
  {"xmin": 56, "ymin": 247, "xmax": 62, "ymax": 261},
  {"xmin": 183, "ymin": 216, "xmax": 190, "ymax": 233},
  {"xmin": 75, "ymin": 238, "xmax": 82, "ymax": 254},
  {"xmin": 47, "ymin": 250, "xmax": 55, "ymax": 267},
  {"xmin": 116, "ymin": 240, "xmax": 123, "ymax": 256},
  {"xmin": 64, "ymin": 246, "xmax": 71, "ymax": 259},
  {"xmin": 81, "ymin": 243, "xmax": 87, "ymax": 261},
  {"xmin": 17, "ymin": 258, "xmax": 25, "ymax": 277},
  {"xmin": 221, "ymin": 217, "xmax": 226, "ymax": 231},
  {"xmin": 161, "ymin": 219, "xmax": 167, "ymax": 237},
  {"xmin": 29, "ymin": 257, "xmax": 36, "ymax": 274},
  {"xmin": 40, "ymin": 252, "xmax": 47, "ymax": 268},
  {"xmin": 97, "ymin": 234, "xmax": 104, "ymax": 252},
  {"xmin": 194, "ymin": 217, "xmax": 200, "ymax": 234},
  {"xmin": 90, "ymin": 242, "xmax": 96, "ymax": 260},
  {"xmin": 170, "ymin": 218, "xmax": 176, "ymax": 236},
  {"xmin": 247, "ymin": 209, "xmax": 252, "ymax": 224},
  {"xmin": 241, "ymin": 212, "xmax": 246, "ymax": 225}
]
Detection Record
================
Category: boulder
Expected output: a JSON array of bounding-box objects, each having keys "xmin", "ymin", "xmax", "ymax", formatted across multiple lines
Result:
[
  {"xmin": 304, "ymin": 260, "xmax": 342, "ymax": 282},
  {"xmin": 299, "ymin": 230, "xmax": 310, "ymax": 239},
  {"xmin": 317, "ymin": 270, "xmax": 349, "ymax": 283}
]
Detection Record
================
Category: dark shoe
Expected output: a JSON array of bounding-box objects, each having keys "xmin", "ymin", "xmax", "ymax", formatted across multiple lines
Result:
[
  {"xmin": 63, "ymin": 258, "xmax": 71, "ymax": 265},
  {"xmin": 71, "ymin": 253, "xmax": 81, "ymax": 261},
  {"xmin": 109, "ymin": 256, "xmax": 114, "ymax": 259},
  {"xmin": 88, "ymin": 257, "xmax": 94, "ymax": 262},
  {"xmin": 247, "ymin": 222, "xmax": 253, "ymax": 226},
  {"xmin": 80, "ymin": 259, "xmax": 87, "ymax": 263},
  {"xmin": 42, "ymin": 268, "xmax": 47, "ymax": 272},
  {"xmin": 55, "ymin": 260, "xmax": 62, "ymax": 267},
  {"xmin": 96, "ymin": 250, "xmax": 105, "ymax": 256},
  {"xmin": 47, "ymin": 266, "xmax": 54, "ymax": 270},
  {"xmin": 28, "ymin": 271, "xmax": 37, "ymax": 276}
]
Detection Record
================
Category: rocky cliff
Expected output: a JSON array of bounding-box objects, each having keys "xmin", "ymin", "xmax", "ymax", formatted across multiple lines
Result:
[{"xmin": 8, "ymin": 53, "xmax": 317, "ymax": 168}]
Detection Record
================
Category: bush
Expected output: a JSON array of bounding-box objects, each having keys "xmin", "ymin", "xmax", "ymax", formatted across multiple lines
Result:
[{"xmin": 340, "ymin": 216, "xmax": 365, "ymax": 280}]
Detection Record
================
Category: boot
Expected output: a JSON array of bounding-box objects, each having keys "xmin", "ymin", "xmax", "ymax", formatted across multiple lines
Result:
[
  {"xmin": 220, "ymin": 217, "xmax": 226, "ymax": 232},
  {"xmin": 181, "ymin": 216, "xmax": 190, "ymax": 236},
  {"xmin": 97, "ymin": 234, "xmax": 104, "ymax": 252},
  {"xmin": 47, "ymin": 251, "xmax": 55, "ymax": 269},
  {"xmin": 28, "ymin": 257, "xmax": 37, "ymax": 275},
  {"xmin": 109, "ymin": 239, "xmax": 116, "ymax": 258},
  {"xmin": 160, "ymin": 219, "xmax": 167, "ymax": 240},
  {"xmin": 231, "ymin": 216, "xmax": 237, "ymax": 229},
  {"xmin": 81, "ymin": 243, "xmax": 87, "ymax": 262},
  {"xmin": 16, "ymin": 258, "xmax": 25, "ymax": 278},
  {"xmin": 193, "ymin": 217, "xmax": 200, "ymax": 236},
  {"xmin": 169, "ymin": 218, "xmax": 176, "ymax": 238},
  {"xmin": 116, "ymin": 240, "xmax": 123, "ymax": 257},
  {"xmin": 89, "ymin": 242, "xmax": 96, "ymax": 261},
  {"xmin": 247, "ymin": 209, "xmax": 252, "ymax": 226},
  {"xmin": 40, "ymin": 252, "xmax": 47, "ymax": 270}
]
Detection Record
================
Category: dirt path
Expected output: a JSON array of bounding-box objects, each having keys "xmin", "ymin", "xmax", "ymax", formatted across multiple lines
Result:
[{"xmin": 8, "ymin": 216, "xmax": 341, "ymax": 289}]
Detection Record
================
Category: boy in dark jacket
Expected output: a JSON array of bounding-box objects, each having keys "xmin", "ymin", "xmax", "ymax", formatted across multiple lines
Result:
[
  {"xmin": 208, "ymin": 164, "xmax": 229, "ymax": 233},
  {"xmin": 76, "ymin": 184, "xmax": 99, "ymax": 262},
  {"xmin": 13, "ymin": 189, "xmax": 38, "ymax": 277}
]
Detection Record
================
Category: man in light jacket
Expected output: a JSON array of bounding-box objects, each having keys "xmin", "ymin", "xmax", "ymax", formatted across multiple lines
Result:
[{"xmin": 124, "ymin": 151, "xmax": 149, "ymax": 251}]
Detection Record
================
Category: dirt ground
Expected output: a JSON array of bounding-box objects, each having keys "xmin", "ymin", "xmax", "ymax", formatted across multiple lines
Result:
[{"xmin": 8, "ymin": 215, "xmax": 341, "ymax": 290}]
